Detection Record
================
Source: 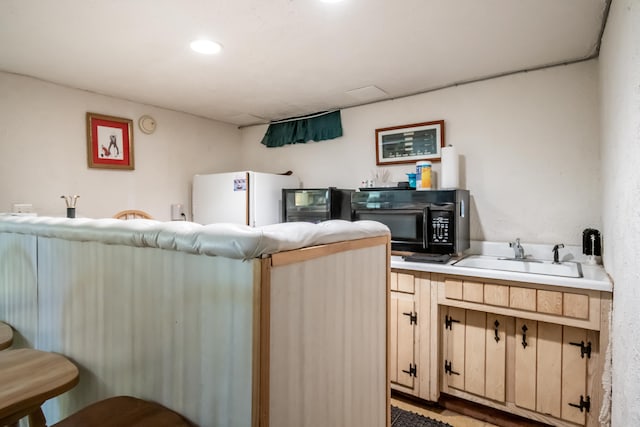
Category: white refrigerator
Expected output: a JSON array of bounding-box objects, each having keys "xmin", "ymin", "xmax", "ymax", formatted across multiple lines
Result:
[{"xmin": 192, "ymin": 171, "xmax": 300, "ymax": 226}]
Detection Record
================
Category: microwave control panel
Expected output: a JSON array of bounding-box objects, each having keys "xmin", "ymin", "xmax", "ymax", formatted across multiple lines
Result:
[{"xmin": 430, "ymin": 210, "xmax": 453, "ymax": 244}]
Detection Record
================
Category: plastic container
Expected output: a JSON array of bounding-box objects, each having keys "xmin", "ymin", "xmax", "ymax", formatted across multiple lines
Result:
[
  {"xmin": 416, "ymin": 161, "xmax": 432, "ymax": 190},
  {"xmin": 406, "ymin": 173, "xmax": 417, "ymax": 188}
]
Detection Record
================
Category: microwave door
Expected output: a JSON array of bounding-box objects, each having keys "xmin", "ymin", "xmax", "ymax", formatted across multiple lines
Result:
[
  {"xmin": 354, "ymin": 209, "xmax": 425, "ymax": 246},
  {"xmin": 422, "ymin": 207, "xmax": 429, "ymax": 250}
]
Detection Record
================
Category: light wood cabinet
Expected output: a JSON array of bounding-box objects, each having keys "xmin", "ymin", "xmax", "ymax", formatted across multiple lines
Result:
[
  {"xmin": 389, "ymin": 270, "xmax": 438, "ymax": 401},
  {"xmin": 442, "ymin": 308, "xmax": 596, "ymax": 426},
  {"xmin": 441, "ymin": 307, "xmax": 508, "ymax": 402},
  {"xmin": 515, "ymin": 319, "xmax": 594, "ymax": 425},
  {"xmin": 437, "ymin": 274, "xmax": 610, "ymax": 427}
]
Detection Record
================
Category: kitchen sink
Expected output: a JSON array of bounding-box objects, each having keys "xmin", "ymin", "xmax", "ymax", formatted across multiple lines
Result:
[{"xmin": 452, "ymin": 255, "xmax": 583, "ymax": 278}]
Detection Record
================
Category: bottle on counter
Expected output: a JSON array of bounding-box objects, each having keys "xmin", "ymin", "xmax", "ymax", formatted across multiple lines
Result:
[{"xmin": 416, "ymin": 161, "xmax": 432, "ymax": 190}]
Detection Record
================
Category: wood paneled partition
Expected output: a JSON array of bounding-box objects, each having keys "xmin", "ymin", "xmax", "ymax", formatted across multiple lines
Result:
[{"xmin": 0, "ymin": 222, "xmax": 390, "ymax": 427}]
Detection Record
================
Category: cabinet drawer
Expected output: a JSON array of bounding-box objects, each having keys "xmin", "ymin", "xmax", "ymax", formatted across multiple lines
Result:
[
  {"xmin": 391, "ymin": 272, "xmax": 415, "ymax": 294},
  {"xmin": 445, "ymin": 279, "xmax": 463, "ymax": 300},
  {"xmin": 537, "ymin": 290, "xmax": 563, "ymax": 315},
  {"xmin": 463, "ymin": 281, "xmax": 484, "ymax": 303},
  {"xmin": 484, "ymin": 284, "xmax": 509, "ymax": 307},
  {"xmin": 439, "ymin": 276, "xmax": 602, "ymax": 330},
  {"xmin": 563, "ymin": 292, "xmax": 589, "ymax": 319},
  {"xmin": 509, "ymin": 287, "xmax": 537, "ymax": 311}
]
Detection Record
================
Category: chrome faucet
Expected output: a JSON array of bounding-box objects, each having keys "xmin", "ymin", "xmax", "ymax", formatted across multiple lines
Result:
[{"xmin": 509, "ymin": 238, "xmax": 525, "ymax": 259}]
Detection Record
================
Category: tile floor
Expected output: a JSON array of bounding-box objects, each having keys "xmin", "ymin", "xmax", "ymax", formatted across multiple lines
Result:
[{"xmin": 391, "ymin": 396, "xmax": 500, "ymax": 427}]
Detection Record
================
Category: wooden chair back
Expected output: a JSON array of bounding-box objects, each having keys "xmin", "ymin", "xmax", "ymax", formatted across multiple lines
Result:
[{"xmin": 113, "ymin": 210, "xmax": 153, "ymax": 220}]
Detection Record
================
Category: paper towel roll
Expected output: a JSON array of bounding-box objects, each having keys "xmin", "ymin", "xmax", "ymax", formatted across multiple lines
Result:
[{"xmin": 440, "ymin": 145, "xmax": 459, "ymax": 189}]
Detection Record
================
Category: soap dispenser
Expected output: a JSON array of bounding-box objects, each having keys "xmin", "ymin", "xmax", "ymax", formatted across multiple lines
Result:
[{"xmin": 582, "ymin": 228, "xmax": 601, "ymax": 265}]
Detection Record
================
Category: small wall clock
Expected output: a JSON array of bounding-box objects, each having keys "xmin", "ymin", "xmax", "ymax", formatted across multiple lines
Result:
[{"xmin": 138, "ymin": 115, "xmax": 157, "ymax": 134}]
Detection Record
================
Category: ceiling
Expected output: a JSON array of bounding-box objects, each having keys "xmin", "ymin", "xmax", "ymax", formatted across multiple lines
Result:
[{"xmin": 0, "ymin": 0, "xmax": 609, "ymax": 127}]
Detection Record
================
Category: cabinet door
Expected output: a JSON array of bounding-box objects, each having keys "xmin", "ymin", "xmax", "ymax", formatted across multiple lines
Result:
[
  {"xmin": 536, "ymin": 322, "xmax": 562, "ymax": 418},
  {"xmin": 515, "ymin": 318, "xmax": 537, "ymax": 411},
  {"xmin": 390, "ymin": 292, "xmax": 416, "ymax": 389},
  {"xmin": 485, "ymin": 314, "xmax": 507, "ymax": 402},
  {"xmin": 561, "ymin": 326, "xmax": 588, "ymax": 425},
  {"xmin": 443, "ymin": 306, "xmax": 465, "ymax": 391},
  {"xmin": 443, "ymin": 308, "xmax": 507, "ymax": 401},
  {"xmin": 464, "ymin": 310, "xmax": 486, "ymax": 396}
]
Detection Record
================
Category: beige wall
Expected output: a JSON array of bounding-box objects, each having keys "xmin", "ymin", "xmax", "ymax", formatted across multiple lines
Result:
[
  {"xmin": 240, "ymin": 60, "xmax": 601, "ymax": 245},
  {"xmin": 1, "ymin": 60, "xmax": 602, "ymax": 246},
  {"xmin": 0, "ymin": 72, "xmax": 242, "ymax": 220},
  {"xmin": 599, "ymin": 0, "xmax": 640, "ymax": 424}
]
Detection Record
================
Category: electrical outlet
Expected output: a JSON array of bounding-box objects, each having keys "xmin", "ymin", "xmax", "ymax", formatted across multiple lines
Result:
[
  {"xmin": 171, "ymin": 203, "xmax": 185, "ymax": 221},
  {"xmin": 12, "ymin": 203, "xmax": 33, "ymax": 213}
]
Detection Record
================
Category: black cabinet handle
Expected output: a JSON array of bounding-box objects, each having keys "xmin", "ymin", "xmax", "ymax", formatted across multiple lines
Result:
[
  {"xmin": 521, "ymin": 324, "xmax": 528, "ymax": 349},
  {"xmin": 569, "ymin": 341, "xmax": 592, "ymax": 359},
  {"xmin": 445, "ymin": 315, "xmax": 460, "ymax": 330},
  {"xmin": 444, "ymin": 360, "xmax": 459, "ymax": 376},
  {"xmin": 569, "ymin": 395, "xmax": 591, "ymax": 413},
  {"xmin": 494, "ymin": 319, "xmax": 500, "ymax": 343},
  {"xmin": 402, "ymin": 311, "xmax": 417, "ymax": 325}
]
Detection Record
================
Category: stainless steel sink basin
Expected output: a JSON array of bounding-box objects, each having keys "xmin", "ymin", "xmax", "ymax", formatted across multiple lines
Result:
[{"xmin": 452, "ymin": 255, "xmax": 583, "ymax": 278}]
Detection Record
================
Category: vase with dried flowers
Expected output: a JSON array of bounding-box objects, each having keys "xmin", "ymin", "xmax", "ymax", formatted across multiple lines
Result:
[{"xmin": 60, "ymin": 195, "xmax": 80, "ymax": 218}]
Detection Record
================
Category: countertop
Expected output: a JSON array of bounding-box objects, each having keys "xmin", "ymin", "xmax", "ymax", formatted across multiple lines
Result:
[{"xmin": 390, "ymin": 241, "xmax": 613, "ymax": 292}]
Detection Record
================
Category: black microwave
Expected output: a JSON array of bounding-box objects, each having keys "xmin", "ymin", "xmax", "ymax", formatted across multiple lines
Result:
[{"xmin": 351, "ymin": 189, "xmax": 470, "ymax": 255}]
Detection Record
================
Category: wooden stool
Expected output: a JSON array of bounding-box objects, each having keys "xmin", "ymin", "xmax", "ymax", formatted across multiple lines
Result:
[
  {"xmin": 52, "ymin": 396, "xmax": 195, "ymax": 427},
  {"xmin": 0, "ymin": 322, "xmax": 12, "ymax": 350}
]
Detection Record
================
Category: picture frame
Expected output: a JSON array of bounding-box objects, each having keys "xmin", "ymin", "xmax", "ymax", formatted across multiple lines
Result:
[
  {"xmin": 375, "ymin": 120, "xmax": 445, "ymax": 165},
  {"xmin": 86, "ymin": 112, "xmax": 134, "ymax": 170}
]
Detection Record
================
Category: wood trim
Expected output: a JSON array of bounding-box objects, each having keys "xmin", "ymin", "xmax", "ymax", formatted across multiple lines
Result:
[
  {"xmin": 440, "ymin": 273, "xmax": 606, "ymax": 294},
  {"xmin": 585, "ymin": 292, "xmax": 611, "ymax": 427},
  {"xmin": 438, "ymin": 282, "xmax": 602, "ymax": 331},
  {"xmin": 257, "ymin": 257, "xmax": 272, "ymax": 427},
  {"xmin": 386, "ymin": 239, "xmax": 392, "ymax": 427},
  {"xmin": 438, "ymin": 297, "xmax": 601, "ymax": 331},
  {"xmin": 438, "ymin": 393, "xmax": 558, "ymax": 427},
  {"xmin": 245, "ymin": 172, "xmax": 250, "ymax": 226},
  {"xmin": 429, "ymin": 276, "xmax": 440, "ymax": 402},
  {"xmin": 443, "ymin": 389, "xmax": 580, "ymax": 427},
  {"xmin": 270, "ymin": 235, "xmax": 389, "ymax": 267},
  {"xmin": 416, "ymin": 274, "xmax": 431, "ymax": 400}
]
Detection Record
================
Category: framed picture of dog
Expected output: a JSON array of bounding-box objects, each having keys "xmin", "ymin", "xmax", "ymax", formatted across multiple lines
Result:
[{"xmin": 86, "ymin": 112, "xmax": 134, "ymax": 170}]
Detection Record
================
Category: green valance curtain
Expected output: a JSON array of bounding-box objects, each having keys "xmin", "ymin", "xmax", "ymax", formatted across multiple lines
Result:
[{"xmin": 260, "ymin": 110, "xmax": 343, "ymax": 148}]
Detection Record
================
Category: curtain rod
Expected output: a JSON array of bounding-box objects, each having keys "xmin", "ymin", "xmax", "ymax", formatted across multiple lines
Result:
[{"xmin": 268, "ymin": 109, "xmax": 339, "ymax": 125}]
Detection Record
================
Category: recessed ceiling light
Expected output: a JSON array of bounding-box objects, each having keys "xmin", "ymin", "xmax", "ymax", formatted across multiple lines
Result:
[
  {"xmin": 190, "ymin": 39, "xmax": 222, "ymax": 55},
  {"xmin": 319, "ymin": 0, "xmax": 344, "ymax": 3}
]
